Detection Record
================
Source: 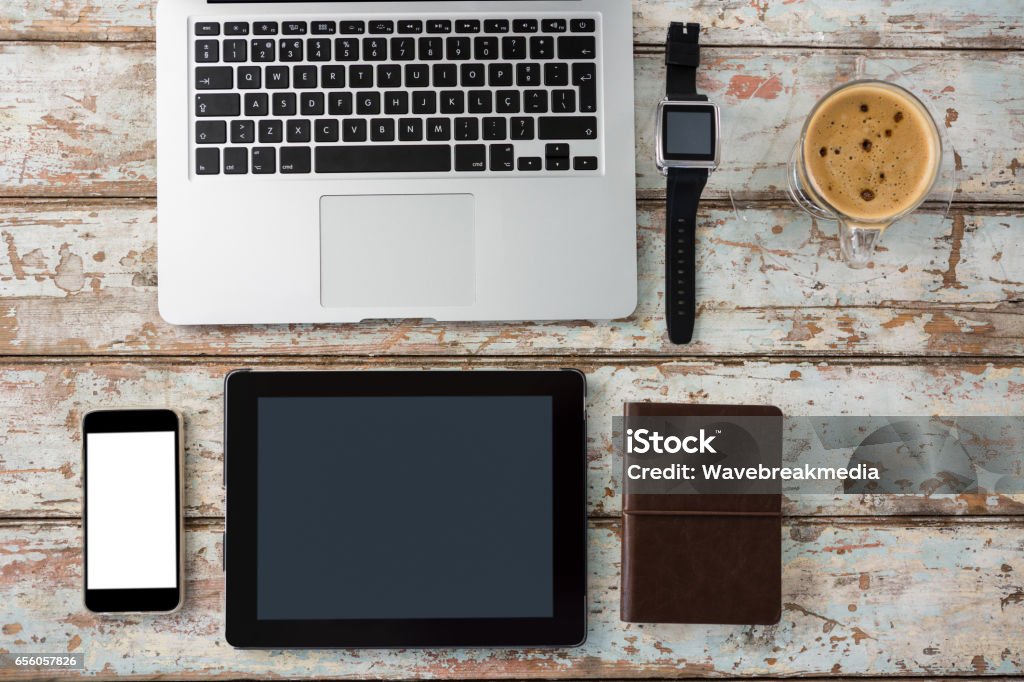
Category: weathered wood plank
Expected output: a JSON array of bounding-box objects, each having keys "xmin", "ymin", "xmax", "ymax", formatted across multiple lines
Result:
[
  {"xmin": 2, "ymin": 359, "xmax": 1023, "ymax": 520},
  {"xmin": 2, "ymin": 0, "xmax": 1022, "ymax": 49},
  {"xmin": 0, "ymin": 518, "xmax": 1021, "ymax": 678},
  {"xmin": 2, "ymin": 200, "xmax": 1021, "ymax": 357},
  {"xmin": 0, "ymin": 44, "xmax": 1021, "ymax": 201}
]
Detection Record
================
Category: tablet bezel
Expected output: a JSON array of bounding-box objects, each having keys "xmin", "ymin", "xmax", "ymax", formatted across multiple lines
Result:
[{"xmin": 224, "ymin": 369, "xmax": 587, "ymax": 648}]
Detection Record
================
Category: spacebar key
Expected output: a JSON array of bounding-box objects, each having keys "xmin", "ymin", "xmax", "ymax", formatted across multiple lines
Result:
[
  {"xmin": 538, "ymin": 116, "xmax": 598, "ymax": 140},
  {"xmin": 315, "ymin": 146, "xmax": 452, "ymax": 173}
]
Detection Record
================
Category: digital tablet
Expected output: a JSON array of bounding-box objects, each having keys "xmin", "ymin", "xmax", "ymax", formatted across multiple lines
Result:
[{"xmin": 224, "ymin": 370, "xmax": 587, "ymax": 648}]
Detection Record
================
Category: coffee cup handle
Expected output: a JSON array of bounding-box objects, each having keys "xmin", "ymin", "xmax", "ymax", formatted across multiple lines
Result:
[{"xmin": 838, "ymin": 220, "xmax": 886, "ymax": 269}]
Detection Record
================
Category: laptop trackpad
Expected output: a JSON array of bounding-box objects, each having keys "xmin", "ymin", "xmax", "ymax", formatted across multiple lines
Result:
[{"xmin": 320, "ymin": 194, "xmax": 476, "ymax": 309}]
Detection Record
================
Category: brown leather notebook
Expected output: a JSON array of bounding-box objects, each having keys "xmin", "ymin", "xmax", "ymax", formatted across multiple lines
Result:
[{"xmin": 620, "ymin": 403, "xmax": 782, "ymax": 624}]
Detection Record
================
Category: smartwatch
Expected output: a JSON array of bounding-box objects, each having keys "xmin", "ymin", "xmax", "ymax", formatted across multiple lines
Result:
[{"xmin": 655, "ymin": 22, "xmax": 720, "ymax": 345}]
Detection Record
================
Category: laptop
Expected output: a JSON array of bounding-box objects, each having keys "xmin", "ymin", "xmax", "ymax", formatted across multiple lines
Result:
[{"xmin": 156, "ymin": 1, "xmax": 637, "ymax": 325}]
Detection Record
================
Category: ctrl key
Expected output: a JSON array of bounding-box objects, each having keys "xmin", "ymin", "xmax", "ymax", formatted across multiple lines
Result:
[{"xmin": 195, "ymin": 148, "xmax": 219, "ymax": 175}]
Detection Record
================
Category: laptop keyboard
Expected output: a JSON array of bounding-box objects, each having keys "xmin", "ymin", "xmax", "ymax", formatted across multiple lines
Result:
[{"xmin": 190, "ymin": 15, "xmax": 601, "ymax": 177}]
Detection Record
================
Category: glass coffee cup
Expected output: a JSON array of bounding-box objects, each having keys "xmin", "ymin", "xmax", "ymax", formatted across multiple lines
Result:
[{"xmin": 788, "ymin": 80, "xmax": 942, "ymax": 268}]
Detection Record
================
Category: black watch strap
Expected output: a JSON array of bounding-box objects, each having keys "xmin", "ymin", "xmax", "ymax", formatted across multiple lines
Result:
[{"xmin": 664, "ymin": 21, "xmax": 708, "ymax": 345}]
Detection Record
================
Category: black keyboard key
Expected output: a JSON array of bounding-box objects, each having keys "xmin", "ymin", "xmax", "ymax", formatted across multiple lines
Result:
[
  {"xmin": 329, "ymin": 92, "xmax": 353, "ymax": 115},
  {"xmin": 371, "ymin": 118, "xmax": 395, "ymax": 141},
  {"xmin": 238, "ymin": 66, "xmax": 261, "ymax": 89},
  {"xmin": 539, "ymin": 116, "xmax": 597, "ymax": 139},
  {"xmin": 399, "ymin": 118, "xmax": 424, "ymax": 141},
  {"xmin": 254, "ymin": 21, "xmax": 278, "ymax": 36},
  {"xmin": 488, "ymin": 63, "xmax": 513, "ymax": 86},
  {"xmin": 433, "ymin": 64, "xmax": 457, "ymax": 87},
  {"xmin": 307, "ymin": 38, "xmax": 331, "ymax": 61},
  {"xmin": 321, "ymin": 65, "xmax": 345, "ymax": 88},
  {"xmin": 279, "ymin": 38, "xmax": 303, "ymax": 61},
  {"xmin": 195, "ymin": 120, "xmax": 226, "ymax": 144},
  {"xmin": 552, "ymin": 89, "xmax": 576, "ymax": 113},
  {"xmin": 530, "ymin": 36, "xmax": 553, "ymax": 59},
  {"xmin": 545, "ymin": 143, "xmax": 570, "ymax": 158},
  {"xmin": 544, "ymin": 62, "xmax": 568, "ymax": 86},
  {"xmin": 363, "ymin": 37, "xmax": 387, "ymax": 60},
  {"xmin": 384, "ymin": 91, "xmax": 409, "ymax": 114},
  {"xmin": 357, "ymin": 91, "xmax": 381, "ymax": 115},
  {"xmin": 456, "ymin": 20, "xmax": 481, "ymax": 33},
  {"xmin": 300, "ymin": 93, "xmax": 325, "ymax": 115},
  {"xmin": 317, "ymin": 145, "xmax": 453, "ymax": 172},
  {"xmin": 224, "ymin": 147, "xmax": 248, "ymax": 174},
  {"xmin": 312, "ymin": 21, "xmax": 336, "ymax": 35},
  {"xmin": 294, "ymin": 65, "xmax": 318, "ymax": 89},
  {"xmin": 427, "ymin": 20, "xmax": 452, "ymax": 34},
  {"xmin": 542, "ymin": 19, "xmax": 567, "ymax": 33},
  {"xmin": 195, "ymin": 22, "xmax": 220, "ymax": 36},
  {"xmin": 283, "ymin": 21, "xmax": 307, "ymax": 35},
  {"xmin": 475, "ymin": 37, "xmax": 498, "ymax": 60},
  {"xmin": 252, "ymin": 147, "xmax": 276, "ymax": 173},
  {"xmin": 259, "ymin": 120, "xmax": 283, "ymax": 143},
  {"xmin": 426, "ymin": 118, "xmax": 450, "ymax": 140},
  {"xmin": 517, "ymin": 62, "xmax": 540, "ymax": 86},
  {"xmin": 391, "ymin": 37, "xmax": 415, "ymax": 60},
  {"xmin": 518, "ymin": 156, "xmax": 541, "ymax": 171},
  {"xmin": 377, "ymin": 64, "xmax": 402, "ymax": 88},
  {"xmin": 513, "ymin": 19, "xmax": 538, "ymax": 33},
  {"xmin": 196, "ymin": 148, "xmax": 219, "ymax": 174},
  {"xmin": 244, "ymin": 92, "xmax": 269, "ymax": 116},
  {"xmin": 524, "ymin": 89, "xmax": 548, "ymax": 113},
  {"xmin": 440, "ymin": 90, "xmax": 464, "ymax": 114},
  {"xmin": 340, "ymin": 21, "xmax": 365, "ymax": 34},
  {"xmin": 315, "ymin": 119, "xmax": 339, "ymax": 142},
  {"xmin": 195, "ymin": 39, "xmax": 219, "ymax": 62},
  {"xmin": 405, "ymin": 64, "xmax": 429, "ymax": 87},
  {"xmin": 468, "ymin": 90, "xmax": 492, "ymax": 114},
  {"xmin": 231, "ymin": 120, "xmax": 255, "ymax": 143},
  {"xmin": 350, "ymin": 65, "xmax": 373, "ymax": 87},
  {"xmin": 490, "ymin": 143, "xmax": 515, "ymax": 171},
  {"xmin": 343, "ymin": 119, "xmax": 367, "ymax": 142},
  {"xmin": 483, "ymin": 117, "xmax": 506, "ymax": 140},
  {"xmin": 547, "ymin": 156, "xmax": 570, "ymax": 170},
  {"xmin": 195, "ymin": 66, "xmax": 233, "ymax": 90},
  {"xmin": 369, "ymin": 20, "xmax": 394, "ymax": 34},
  {"xmin": 485, "ymin": 19, "xmax": 510, "ymax": 34},
  {"xmin": 574, "ymin": 156, "xmax": 598, "ymax": 170},
  {"xmin": 502, "ymin": 36, "xmax": 527, "ymax": 59},
  {"xmin": 223, "ymin": 39, "xmax": 247, "ymax": 62},
  {"xmin": 461, "ymin": 63, "xmax": 485, "ymax": 86},
  {"xmin": 413, "ymin": 91, "xmax": 436, "ymax": 114},
  {"xmin": 266, "ymin": 65, "xmax": 290, "ymax": 88},
  {"xmin": 558, "ymin": 35, "xmax": 596, "ymax": 59},
  {"xmin": 281, "ymin": 147, "xmax": 311, "ymax": 174},
  {"xmin": 335, "ymin": 37, "xmax": 360, "ymax": 60},
  {"xmin": 455, "ymin": 117, "xmax": 479, "ymax": 141},
  {"xmin": 273, "ymin": 92, "xmax": 296, "ymax": 116},
  {"xmin": 399, "ymin": 20, "xmax": 423, "ymax": 34},
  {"xmin": 511, "ymin": 116, "xmax": 535, "ymax": 140},
  {"xmin": 447, "ymin": 36, "xmax": 471, "ymax": 60},
  {"xmin": 225, "ymin": 22, "xmax": 250, "ymax": 36},
  {"xmin": 573, "ymin": 63, "xmax": 597, "ymax": 112},
  {"xmin": 251, "ymin": 39, "xmax": 275, "ymax": 61},
  {"xmin": 455, "ymin": 144, "xmax": 486, "ymax": 171},
  {"xmin": 496, "ymin": 90, "xmax": 520, "ymax": 113},
  {"xmin": 287, "ymin": 120, "xmax": 311, "ymax": 143},
  {"xmin": 571, "ymin": 18, "xmax": 596, "ymax": 32},
  {"xmin": 419, "ymin": 36, "xmax": 443, "ymax": 60},
  {"xmin": 196, "ymin": 93, "xmax": 239, "ymax": 117}
]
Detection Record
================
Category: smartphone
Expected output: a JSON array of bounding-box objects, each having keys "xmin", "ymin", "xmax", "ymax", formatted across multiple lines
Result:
[{"xmin": 82, "ymin": 409, "xmax": 184, "ymax": 613}]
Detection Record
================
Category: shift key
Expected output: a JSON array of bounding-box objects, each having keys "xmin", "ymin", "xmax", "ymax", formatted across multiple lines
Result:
[
  {"xmin": 196, "ymin": 93, "xmax": 240, "ymax": 117},
  {"xmin": 538, "ymin": 116, "xmax": 597, "ymax": 140}
]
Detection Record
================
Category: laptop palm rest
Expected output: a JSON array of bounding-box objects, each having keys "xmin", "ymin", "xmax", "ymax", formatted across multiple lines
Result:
[{"xmin": 320, "ymin": 194, "xmax": 476, "ymax": 310}]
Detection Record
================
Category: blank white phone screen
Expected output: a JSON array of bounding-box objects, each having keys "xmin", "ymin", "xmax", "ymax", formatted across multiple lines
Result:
[{"xmin": 86, "ymin": 431, "xmax": 177, "ymax": 590}]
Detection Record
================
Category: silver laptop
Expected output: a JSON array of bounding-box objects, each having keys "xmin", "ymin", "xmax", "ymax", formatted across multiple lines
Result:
[{"xmin": 156, "ymin": 1, "xmax": 636, "ymax": 324}]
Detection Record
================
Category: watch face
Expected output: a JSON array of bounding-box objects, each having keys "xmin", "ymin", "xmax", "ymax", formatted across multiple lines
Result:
[{"xmin": 661, "ymin": 103, "xmax": 718, "ymax": 162}]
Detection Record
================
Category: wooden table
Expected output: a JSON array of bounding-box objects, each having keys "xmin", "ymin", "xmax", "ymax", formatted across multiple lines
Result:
[{"xmin": 1, "ymin": 0, "xmax": 1022, "ymax": 678}]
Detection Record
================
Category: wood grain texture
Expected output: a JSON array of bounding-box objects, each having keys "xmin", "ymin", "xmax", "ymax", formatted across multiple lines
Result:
[
  {"xmin": 2, "ymin": 359, "xmax": 1023, "ymax": 520},
  {"xmin": 2, "ymin": 0, "xmax": 1023, "ymax": 48},
  {"xmin": 0, "ymin": 45, "xmax": 1021, "ymax": 201},
  {"xmin": 2, "ymin": 200, "xmax": 1021, "ymax": 357},
  {"xmin": 0, "ymin": 518, "xmax": 1022, "ymax": 679}
]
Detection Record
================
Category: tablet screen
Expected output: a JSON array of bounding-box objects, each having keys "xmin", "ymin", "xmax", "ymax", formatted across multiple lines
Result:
[{"xmin": 255, "ymin": 396, "xmax": 554, "ymax": 621}]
